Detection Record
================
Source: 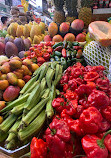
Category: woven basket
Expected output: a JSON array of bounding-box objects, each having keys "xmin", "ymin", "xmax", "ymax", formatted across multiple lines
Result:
[{"xmin": 83, "ymin": 41, "xmax": 111, "ymax": 74}]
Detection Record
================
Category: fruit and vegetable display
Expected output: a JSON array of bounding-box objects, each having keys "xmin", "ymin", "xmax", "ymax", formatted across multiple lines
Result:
[
  {"xmin": 28, "ymin": 63, "xmax": 111, "ymax": 158},
  {"xmin": 0, "ymin": 56, "xmax": 39, "ymax": 101},
  {"xmin": 0, "ymin": 61, "xmax": 63, "ymax": 151}
]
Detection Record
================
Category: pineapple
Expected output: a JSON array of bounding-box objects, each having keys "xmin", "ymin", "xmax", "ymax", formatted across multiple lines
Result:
[
  {"xmin": 65, "ymin": 0, "xmax": 78, "ymax": 24},
  {"xmin": 53, "ymin": 0, "xmax": 65, "ymax": 24},
  {"xmin": 78, "ymin": 0, "xmax": 93, "ymax": 28}
]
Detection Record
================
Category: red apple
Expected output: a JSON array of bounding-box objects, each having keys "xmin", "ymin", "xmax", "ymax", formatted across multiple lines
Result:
[{"xmin": 76, "ymin": 33, "xmax": 86, "ymax": 42}]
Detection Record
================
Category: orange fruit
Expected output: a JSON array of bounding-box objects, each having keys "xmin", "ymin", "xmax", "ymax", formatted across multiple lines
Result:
[
  {"xmin": 31, "ymin": 63, "xmax": 39, "ymax": 72},
  {"xmin": 0, "ymin": 80, "xmax": 9, "ymax": 90},
  {"xmin": 17, "ymin": 79, "xmax": 25, "ymax": 89}
]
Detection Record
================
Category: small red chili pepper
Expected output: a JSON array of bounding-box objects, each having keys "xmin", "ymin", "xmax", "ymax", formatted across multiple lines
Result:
[
  {"xmin": 29, "ymin": 47, "xmax": 35, "ymax": 52},
  {"xmin": 37, "ymin": 43, "xmax": 44, "ymax": 47},
  {"xmin": 30, "ymin": 137, "xmax": 48, "ymax": 158},
  {"xmin": 82, "ymin": 134, "xmax": 108, "ymax": 158},
  {"xmin": 62, "ymin": 48, "xmax": 67, "ymax": 58},
  {"xmin": 52, "ymin": 98, "xmax": 66, "ymax": 113},
  {"xmin": 44, "ymin": 42, "xmax": 52, "ymax": 47},
  {"xmin": 54, "ymin": 46, "xmax": 63, "ymax": 52},
  {"xmin": 43, "ymin": 53, "xmax": 50, "ymax": 61},
  {"xmin": 31, "ymin": 52, "xmax": 36, "ymax": 58},
  {"xmin": 88, "ymin": 89, "xmax": 109, "ymax": 108},
  {"xmin": 47, "ymin": 47, "xmax": 53, "ymax": 54},
  {"xmin": 84, "ymin": 71, "xmax": 99, "ymax": 82},
  {"xmin": 68, "ymin": 79, "xmax": 77, "ymax": 91},
  {"xmin": 79, "ymin": 107, "xmax": 103, "ymax": 134},
  {"xmin": 64, "ymin": 90, "xmax": 78, "ymax": 101},
  {"xmin": 73, "ymin": 46, "xmax": 82, "ymax": 50}
]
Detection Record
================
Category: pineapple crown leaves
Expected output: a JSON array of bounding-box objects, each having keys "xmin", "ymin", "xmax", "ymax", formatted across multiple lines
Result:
[
  {"xmin": 52, "ymin": 0, "xmax": 64, "ymax": 10},
  {"xmin": 81, "ymin": 0, "xmax": 93, "ymax": 8}
]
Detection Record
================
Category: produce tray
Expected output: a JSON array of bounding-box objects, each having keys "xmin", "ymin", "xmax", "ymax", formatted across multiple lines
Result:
[{"xmin": 0, "ymin": 143, "xmax": 30, "ymax": 158}]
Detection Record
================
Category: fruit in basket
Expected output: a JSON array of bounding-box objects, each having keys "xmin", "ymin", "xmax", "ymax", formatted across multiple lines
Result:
[
  {"xmin": 33, "ymin": 35, "xmax": 40, "ymax": 44},
  {"xmin": 76, "ymin": 33, "xmax": 86, "ymax": 42},
  {"xmin": 71, "ymin": 19, "xmax": 84, "ymax": 31},
  {"xmin": 23, "ymin": 38, "xmax": 31, "ymax": 50},
  {"xmin": 7, "ymin": 72, "xmax": 18, "ymax": 85},
  {"xmin": 0, "ymin": 80, "xmax": 9, "ymax": 90},
  {"xmin": 16, "ymin": 25, "xmax": 24, "ymax": 37},
  {"xmin": 78, "ymin": 0, "xmax": 93, "ymax": 28},
  {"xmin": 0, "ymin": 42, "xmax": 5, "ymax": 55},
  {"xmin": 52, "ymin": 35, "xmax": 63, "ymax": 42},
  {"xmin": 5, "ymin": 42, "xmax": 18, "ymax": 58},
  {"xmin": 59, "ymin": 22, "xmax": 70, "ymax": 34},
  {"xmin": 9, "ymin": 59, "xmax": 22, "ymax": 70},
  {"xmin": 44, "ymin": 35, "xmax": 52, "ymax": 42},
  {"xmin": 14, "ymin": 38, "xmax": 25, "ymax": 52},
  {"xmin": 48, "ymin": 22, "xmax": 58, "ymax": 38},
  {"xmin": 88, "ymin": 21, "xmax": 111, "ymax": 47},
  {"xmin": 64, "ymin": 33, "xmax": 75, "ymax": 42},
  {"xmin": 3, "ymin": 85, "xmax": 20, "ymax": 101},
  {"xmin": 30, "ymin": 25, "xmax": 41, "ymax": 39}
]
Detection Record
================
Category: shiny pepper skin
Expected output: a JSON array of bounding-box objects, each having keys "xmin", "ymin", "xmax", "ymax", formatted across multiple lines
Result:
[
  {"xmin": 65, "ymin": 100, "xmax": 78, "ymax": 116},
  {"xmin": 60, "ymin": 75, "xmax": 69, "ymax": 85},
  {"xmin": 88, "ymin": 89, "xmax": 109, "ymax": 108},
  {"xmin": 70, "ymin": 67, "xmax": 83, "ymax": 78},
  {"xmin": 30, "ymin": 137, "xmax": 48, "ymax": 158},
  {"xmin": 68, "ymin": 79, "xmax": 77, "ymax": 91},
  {"xmin": 64, "ymin": 90, "xmax": 78, "ymax": 101},
  {"xmin": 102, "ymin": 106, "xmax": 111, "ymax": 122},
  {"xmin": 79, "ymin": 107, "xmax": 103, "ymax": 134},
  {"xmin": 82, "ymin": 135, "xmax": 108, "ymax": 158},
  {"xmin": 84, "ymin": 71, "xmax": 99, "ymax": 82},
  {"xmin": 52, "ymin": 98, "xmax": 66, "ymax": 113},
  {"xmin": 96, "ymin": 77, "xmax": 110, "ymax": 92},
  {"xmin": 45, "ymin": 117, "xmax": 71, "ymax": 158}
]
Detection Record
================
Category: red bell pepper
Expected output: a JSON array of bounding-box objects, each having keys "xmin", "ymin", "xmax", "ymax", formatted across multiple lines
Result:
[
  {"xmin": 99, "ymin": 119, "xmax": 110, "ymax": 133},
  {"xmin": 29, "ymin": 47, "xmax": 35, "ymax": 52},
  {"xmin": 74, "ymin": 105, "xmax": 84, "ymax": 118},
  {"xmin": 63, "ymin": 84, "xmax": 69, "ymax": 92},
  {"xmin": 88, "ymin": 89, "xmax": 109, "ymax": 108},
  {"xmin": 64, "ymin": 90, "xmax": 78, "ymax": 101},
  {"xmin": 79, "ymin": 107, "xmax": 103, "ymax": 134},
  {"xmin": 65, "ymin": 100, "xmax": 78, "ymax": 116},
  {"xmin": 91, "ymin": 65, "xmax": 105, "ymax": 73},
  {"xmin": 62, "ymin": 48, "xmax": 67, "ymax": 58},
  {"xmin": 104, "ymin": 134, "xmax": 111, "ymax": 153},
  {"xmin": 96, "ymin": 77, "xmax": 110, "ymax": 92},
  {"xmin": 70, "ymin": 67, "xmax": 83, "ymax": 78},
  {"xmin": 68, "ymin": 79, "xmax": 77, "ymax": 91},
  {"xmin": 74, "ymin": 78, "xmax": 85, "ymax": 86},
  {"xmin": 84, "ymin": 71, "xmax": 99, "ymax": 82},
  {"xmin": 52, "ymin": 98, "xmax": 66, "ymax": 113},
  {"xmin": 82, "ymin": 134, "xmax": 108, "ymax": 158},
  {"xmin": 37, "ymin": 57, "xmax": 45, "ymax": 64},
  {"xmin": 102, "ymin": 106, "xmax": 111, "ymax": 122},
  {"xmin": 30, "ymin": 137, "xmax": 48, "ymax": 158},
  {"xmin": 45, "ymin": 117, "xmax": 71, "ymax": 158},
  {"xmin": 60, "ymin": 75, "xmax": 69, "ymax": 85}
]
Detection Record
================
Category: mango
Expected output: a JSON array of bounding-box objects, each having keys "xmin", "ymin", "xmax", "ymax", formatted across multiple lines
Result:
[
  {"xmin": 11, "ymin": 56, "xmax": 22, "ymax": 61},
  {"xmin": 0, "ymin": 80, "xmax": 9, "ymax": 90},
  {"xmin": 0, "ymin": 74, "xmax": 7, "ymax": 80},
  {"xmin": 21, "ymin": 36, "xmax": 25, "ymax": 40},
  {"xmin": 0, "ymin": 101, "xmax": 6, "ymax": 110},
  {"xmin": 7, "ymin": 72, "xmax": 18, "ymax": 85},
  {"xmin": 13, "ymin": 70, "xmax": 23, "ymax": 79},
  {"xmin": 0, "ymin": 116, "xmax": 3, "ymax": 124},
  {"xmin": 52, "ymin": 35, "xmax": 63, "ymax": 42},
  {"xmin": 21, "ymin": 65, "xmax": 30, "ymax": 76},
  {"xmin": 16, "ymin": 25, "xmax": 24, "ymax": 37},
  {"xmin": 17, "ymin": 79, "xmax": 25, "ymax": 89},
  {"xmin": 3, "ymin": 86, "xmax": 20, "ymax": 101},
  {"xmin": 33, "ymin": 35, "xmax": 40, "ymax": 44},
  {"xmin": 39, "ymin": 22, "xmax": 45, "ymax": 33},
  {"xmin": 28, "ymin": 37, "xmax": 32, "ymax": 44},
  {"xmin": 9, "ymin": 59, "xmax": 22, "ymax": 70},
  {"xmin": 48, "ymin": 22, "xmax": 58, "ymax": 38},
  {"xmin": 30, "ymin": 25, "xmax": 41, "ymax": 40},
  {"xmin": 0, "ymin": 62, "xmax": 10, "ymax": 74},
  {"xmin": 64, "ymin": 33, "xmax": 75, "ymax": 42},
  {"xmin": 31, "ymin": 63, "xmax": 39, "ymax": 72},
  {"xmin": 22, "ymin": 59, "xmax": 32, "ymax": 69},
  {"xmin": 5, "ymin": 42, "xmax": 18, "ymax": 58},
  {"xmin": 23, "ymin": 75, "xmax": 31, "ymax": 83}
]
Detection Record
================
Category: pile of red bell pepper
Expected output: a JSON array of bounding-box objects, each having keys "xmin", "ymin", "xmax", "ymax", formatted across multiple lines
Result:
[
  {"xmin": 22, "ymin": 42, "xmax": 54, "ymax": 66},
  {"xmin": 30, "ymin": 63, "xmax": 111, "ymax": 158}
]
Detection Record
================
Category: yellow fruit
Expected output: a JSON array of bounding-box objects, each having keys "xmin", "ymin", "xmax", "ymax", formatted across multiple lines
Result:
[
  {"xmin": 6, "ymin": 34, "xmax": 10, "ymax": 37},
  {"xmin": 33, "ymin": 35, "xmax": 40, "ymax": 44},
  {"xmin": 21, "ymin": 36, "xmax": 25, "ymax": 40},
  {"xmin": 44, "ymin": 31, "xmax": 48, "ymax": 35},
  {"xmin": 39, "ymin": 22, "xmax": 45, "ymax": 33},
  {"xmin": 30, "ymin": 25, "xmax": 41, "ymax": 39},
  {"xmin": 17, "ymin": 79, "xmax": 25, "ymax": 88},
  {"xmin": 10, "ymin": 23, "xmax": 18, "ymax": 37},
  {"xmin": 10, "ymin": 35, "xmax": 14, "ymax": 39},
  {"xmin": 31, "ymin": 63, "xmax": 39, "ymax": 72},
  {"xmin": 33, "ymin": 21, "xmax": 37, "ymax": 25},
  {"xmin": 7, "ymin": 26, "xmax": 11, "ymax": 35},
  {"xmin": 23, "ymin": 24, "xmax": 31, "ymax": 38},
  {"xmin": 16, "ymin": 25, "xmax": 24, "ymax": 37},
  {"xmin": 0, "ymin": 116, "xmax": 3, "ymax": 124},
  {"xmin": 41, "ymin": 34, "xmax": 45, "ymax": 40},
  {"xmin": 29, "ymin": 21, "xmax": 33, "ymax": 25},
  {"xmin": 28, "ymin": 37, "xmax": 33, "ymax": 44},
  {"xmin": 38, "ymin": 35, "xmax": 42, "ymax": 42},
  {"xmin": 0, "ymin": 80, "xmax": 9, "ymax": 90}
]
